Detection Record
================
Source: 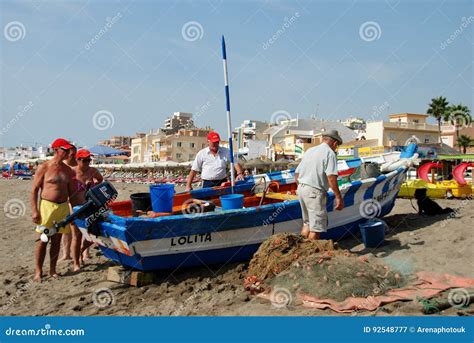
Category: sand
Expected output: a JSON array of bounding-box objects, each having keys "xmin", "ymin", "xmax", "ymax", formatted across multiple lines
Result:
[{"xmin": 0, "ymin": 178, "xmax": 472, "ymax": 316}]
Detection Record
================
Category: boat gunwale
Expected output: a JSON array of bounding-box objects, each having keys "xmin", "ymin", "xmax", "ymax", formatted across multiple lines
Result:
[{"xmin": 91, "ymin": 166, "xmax": 407, "ymax": 229}]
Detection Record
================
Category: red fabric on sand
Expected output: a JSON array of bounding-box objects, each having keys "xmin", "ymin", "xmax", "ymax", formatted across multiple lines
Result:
[{"xmin": 260, "ymin": 272, "xmax": 474, "ymax": 313}]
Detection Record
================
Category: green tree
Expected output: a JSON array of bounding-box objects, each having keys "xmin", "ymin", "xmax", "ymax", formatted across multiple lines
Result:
[
  {"xmin": 445, "ymin": 104, "xmax": 472, "ymax": 151},
  {"xmin": 427, "ymin": 96, "xmax": 449, "ymax": 143},
  {"xmin": 457, "ymin": 135, "xmax": 473, "ymax": 154}
]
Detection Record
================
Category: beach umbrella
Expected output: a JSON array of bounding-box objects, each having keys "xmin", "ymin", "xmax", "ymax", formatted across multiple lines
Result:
[
  {"xmin": 88, "ymin": 145, "xmax": 128, "ymax": 157},
  {"xmin": 244, "ymin": 158, "xmax": 270, "ymax": 169},
  {"xmin": 178, "ymin": 161, "xmax": 193, "ymax": 167},
  {"xmin": 289, "ymin": 159, "xmax": 301, "ymax": 169},
  {"xmin": 272, "ymin": 158, "xmax": 293, "ymax": 166},
  {"xmin": 222, "ymin": 35, "xmax": 235, "ymax": 191}
]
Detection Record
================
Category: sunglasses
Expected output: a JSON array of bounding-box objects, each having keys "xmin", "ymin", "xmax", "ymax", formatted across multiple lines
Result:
[
  {"xmin": 78, "ymin": 158, "xmax": 91, "ymax": 162},
  {"xmin": 59, "ymin": 147, "xmax": 70, "ymax": 151}
]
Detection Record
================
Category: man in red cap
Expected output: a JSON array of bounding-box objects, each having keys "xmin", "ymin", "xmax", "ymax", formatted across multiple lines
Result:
[
  {"xmin": 185, "ymin": 131, "xmax": 244, "ymax": 190},
  {"xmin": 30, "ymin": 138, "xmax": 76, "ymax": 281},
  {"xmin": 59, "ymin": 144, "xmax": 77, "ymax": 262}
]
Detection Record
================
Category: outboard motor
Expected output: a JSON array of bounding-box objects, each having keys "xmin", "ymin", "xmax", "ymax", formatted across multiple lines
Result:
[{"xmin": 37, "ymin": 181, "xmax": 118, "ymax": 242}]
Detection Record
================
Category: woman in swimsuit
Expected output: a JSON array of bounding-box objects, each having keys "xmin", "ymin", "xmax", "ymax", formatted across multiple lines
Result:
[{"xmin": 72, "ymin": 149, "xmax": 103, "ymax": 269}]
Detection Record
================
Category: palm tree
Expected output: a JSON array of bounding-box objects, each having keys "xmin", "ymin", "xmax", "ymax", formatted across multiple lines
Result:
[
  {"xmin": 457, "ymin": 135, "xmax": 473, "ymax": 154},
  {"xmin": 445, "ymin": 104, "xmax": 472, "ymax": 151},
  {"xmin": 427, "ymin": 96, "xmax": 449, "ymax": 142}
]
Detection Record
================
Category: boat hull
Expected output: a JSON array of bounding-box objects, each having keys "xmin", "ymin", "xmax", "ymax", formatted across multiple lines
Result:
[{"xmin": 75, "ymin": 167, "xmax": 406, "ymax": 271}]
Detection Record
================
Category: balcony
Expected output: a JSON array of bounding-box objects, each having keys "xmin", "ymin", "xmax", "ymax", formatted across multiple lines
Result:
[{"xmin": 384, "ymin": 122, "xmax": 438, "ymax": 131}]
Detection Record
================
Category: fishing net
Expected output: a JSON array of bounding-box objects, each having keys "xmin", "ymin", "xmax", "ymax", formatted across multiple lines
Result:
[{"xmin": 245, "ymin": 233, "xmax": 406, "ymax": 303}]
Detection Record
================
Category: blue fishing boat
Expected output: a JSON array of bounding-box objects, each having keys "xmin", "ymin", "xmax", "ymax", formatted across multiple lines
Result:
[
  {"xmin": 74, "ymin": 165, "xmax": 408, "ymax": 271},
  {"xmin": 73, "ymin": 37, "xmax": 416, "ymax": 271}
]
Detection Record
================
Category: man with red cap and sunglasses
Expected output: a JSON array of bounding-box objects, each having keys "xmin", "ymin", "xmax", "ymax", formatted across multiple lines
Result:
[
  {"xmin": 30, "ymin": 138, "xmax": 76, "ymax": 281},
  {"xmin": 185, "ymin": 132, "xmax": 244, "ymax": 191}
]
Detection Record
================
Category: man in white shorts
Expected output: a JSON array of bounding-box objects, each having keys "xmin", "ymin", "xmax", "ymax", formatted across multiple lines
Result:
[{"xmin": 294, "ymin": 130, "xmax": 344, "ymax": 240}]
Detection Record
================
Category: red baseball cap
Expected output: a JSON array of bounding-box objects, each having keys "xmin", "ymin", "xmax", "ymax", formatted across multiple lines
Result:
[
  {"xmin": 76, "ymin": 149, "xmax": 92, "ymax": 159},
  {"xmin": 207, "ymin": 132, "xmax": 220, "ymax": 143},
  {"xmin": 51, "ymin": 138, "xmax": 73, "ymax": 150}
]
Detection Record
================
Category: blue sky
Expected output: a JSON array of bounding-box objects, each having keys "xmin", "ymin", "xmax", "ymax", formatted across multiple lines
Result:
[{"xmin": 1, "ymin": 0, "xmax": 472, "ymax": 147}]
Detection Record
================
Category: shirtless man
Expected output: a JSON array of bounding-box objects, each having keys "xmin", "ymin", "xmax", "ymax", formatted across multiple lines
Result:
[
  {"xmin": 59, "ymin": 145, "xmax": 77, "ymax": 262},
  {"xmin": 31, "ymin": 138, "xmax": 75, "ymax": 281}
]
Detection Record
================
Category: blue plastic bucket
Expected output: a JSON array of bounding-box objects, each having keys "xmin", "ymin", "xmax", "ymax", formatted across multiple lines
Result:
[
  {"xmin": 359, "ymin": 219, "xmax": 385, "ymax": 248},
  {"xmin": 150, "ymin": 184, "xmax": 175, "ymax": 213},
  {"xmin": 220, "ymin": 194, "xmax": 244, "ymax": 210}
]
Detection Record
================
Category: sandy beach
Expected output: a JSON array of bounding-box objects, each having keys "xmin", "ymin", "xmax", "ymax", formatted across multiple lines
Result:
[{"xmin": 1, "ymin": 178, "xmax": 472, "ymax": 316}]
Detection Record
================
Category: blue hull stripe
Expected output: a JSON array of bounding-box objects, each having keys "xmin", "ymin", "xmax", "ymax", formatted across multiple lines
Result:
[
  {"xmin": 363, "ymin": 174, "xmax": 387, "ymax": 200},
  {"xmin": 342, "ymin": 180, "xmax": 363, "ymax": 207}
]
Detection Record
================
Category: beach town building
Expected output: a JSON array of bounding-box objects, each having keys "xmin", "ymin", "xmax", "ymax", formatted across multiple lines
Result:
[
  {"xmin": 0, "ymin": 145, "xmax": 51, "ymax": 161},
  {"xmin": 441, "ymin": 122, "xmax": 474, "ymax": 152},
  {"xmin": 340, "ymin": 117, "xmax": 367, "ymax": 140},
  {"xmin": 131, "ymin": 128, "xmax": 213, "ymax": 163},
  {"xmin": 341, "ymin": 117, "xmax": 366, "ymax": 130},
  {"xmin": 263, "ymin": 118, "xmax": 356, "ymax": 161},
  {"xmin": 130, "ymin": 111, "xmax": 213, "ymax": 163},
  {"xmin": 233, "ymin": 120, "xmax": 268, "ymax": 159},
  {"xmin": 151, "ymin": 128, "xmax": 212, "ymax": 162},
  {"xmin": 130, "ymin": 132, "xmax": 159, "ymax": 163},
  {"xmin": 98, "ymin": 135, "xmax": 133, "ymax": 149},
  {"xmin": 162, "ymin": 112, "xmax": 194, "ymax": 134},
  {"xmin": 365, "ymin": 113, "xmax": 440, "ymax": 149}
]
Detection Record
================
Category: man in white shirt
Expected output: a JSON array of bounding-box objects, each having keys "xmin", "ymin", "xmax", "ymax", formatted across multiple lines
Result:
[
  {"xmin": 185, "ymin": 132, "xmax": 244, "ymax": 191},
  {"xmin": 294, "ymin": 130, "xmax": 344, "ymax": 240}
]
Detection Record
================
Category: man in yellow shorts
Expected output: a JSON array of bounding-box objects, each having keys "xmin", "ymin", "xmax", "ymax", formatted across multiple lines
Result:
[{"xmin": 30, "ymin": 138, "xmax": 76, "ymax": 281}]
